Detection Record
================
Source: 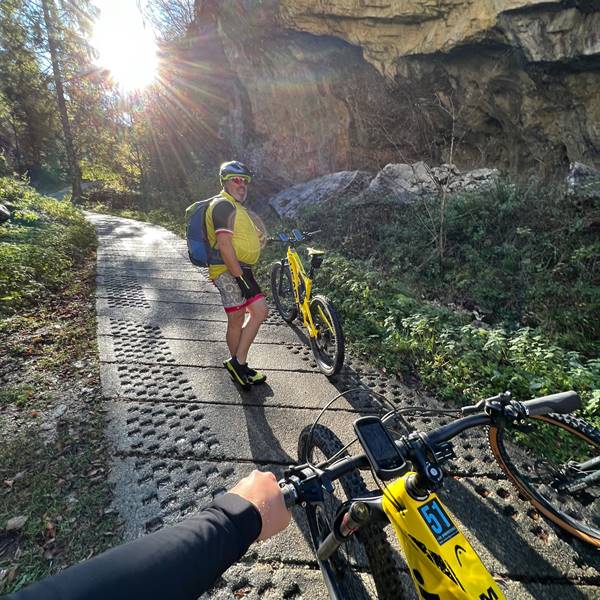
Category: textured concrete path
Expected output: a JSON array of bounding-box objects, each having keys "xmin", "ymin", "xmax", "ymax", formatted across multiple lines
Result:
[{"xmin": 88, "ymin": 213, "xmax": 599, "ymax": 599}]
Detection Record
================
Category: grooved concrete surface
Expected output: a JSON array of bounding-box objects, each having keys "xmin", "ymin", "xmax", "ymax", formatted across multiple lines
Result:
[{"xmin": 89, "ymin": 214, "xmax": 599, "ymax": 599}]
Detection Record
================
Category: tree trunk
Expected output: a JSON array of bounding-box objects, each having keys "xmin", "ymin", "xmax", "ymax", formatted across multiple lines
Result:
[
  {"xmin": 10, "ymin": 115, "xmax": 22, "ymax": 173},
  {"xmin": 40, "ymin": 0, "xmax": 82, "ymax": 201}
]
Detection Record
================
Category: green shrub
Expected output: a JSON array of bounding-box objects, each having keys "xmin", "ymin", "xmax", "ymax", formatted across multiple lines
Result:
[
  {"xmin": 0, "ymin": 177, "xmax": 96, "ymax": 314},
  {"xmin": 257, "ymin": 246, "xmax": 599, "ymax": 424},
  {"xmin": 302, "ymin": 178, "xmax": 599, "ymax": 356}
]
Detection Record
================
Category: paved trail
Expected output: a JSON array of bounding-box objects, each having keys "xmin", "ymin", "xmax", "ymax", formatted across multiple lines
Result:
[{"xmin": 88, "ymin": 213, "xmax": 599, "ymax": 599}]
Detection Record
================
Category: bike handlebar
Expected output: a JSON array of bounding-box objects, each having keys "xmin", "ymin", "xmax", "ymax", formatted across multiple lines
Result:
[
  {"xmin": 269, "ymin": 229, "xmax": 322, "ymax": 244},
  {"xmin": 279, "ymin": 391, "xmax": 581, "ymax": 508}
]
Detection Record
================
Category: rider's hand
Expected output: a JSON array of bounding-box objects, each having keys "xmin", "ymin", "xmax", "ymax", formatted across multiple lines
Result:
[
  {"xmin": 235, "ymin": 275, "xmax": 254, "ymax": 300},
  {"xmin": 230, "ymin": 470, "xmax": 291, "ymax": 541}
]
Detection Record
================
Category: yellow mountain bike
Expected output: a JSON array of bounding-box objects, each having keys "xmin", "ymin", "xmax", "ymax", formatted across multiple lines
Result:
[
  {"xmin": 270, "ymin": 229, "xmax": 344, "ymax": 377},
  {"xmin": 279, "ymin": 390, "xmax": 597, "ymax": 599}
]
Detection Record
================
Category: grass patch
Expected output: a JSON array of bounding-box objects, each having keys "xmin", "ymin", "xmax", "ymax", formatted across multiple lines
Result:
[
  {"xmin": 0, "ymin": 415, "xmax": 118, "ymax": 593},
  {"xmin": 0, "ymin": 180, "xmax": 120, "ymax": 594},
  {"xmin": 0, "ymin": 385, "xmax": 35, "ymax": 409}
]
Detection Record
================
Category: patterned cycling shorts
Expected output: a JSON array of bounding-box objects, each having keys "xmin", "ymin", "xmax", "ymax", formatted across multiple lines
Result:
[{"xmin": 213, "ymin": 267, "xmax": 264, "ymax": 314}]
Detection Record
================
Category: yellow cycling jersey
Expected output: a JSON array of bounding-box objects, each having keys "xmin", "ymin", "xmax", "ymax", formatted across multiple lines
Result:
[{"xmin": 205, "ymin": 190, "xmax": 261, "ymax": 279}]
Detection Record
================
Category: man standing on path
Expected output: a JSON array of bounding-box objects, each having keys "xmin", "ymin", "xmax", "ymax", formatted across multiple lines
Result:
[{"xmin": 205, "ymin": 161, "xmax": 268, "ymax": 389}]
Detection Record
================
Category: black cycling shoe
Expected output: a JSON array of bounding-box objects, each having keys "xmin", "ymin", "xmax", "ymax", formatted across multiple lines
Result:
[
  {"xmin": 244, "ymin": 365, "xmax": 267, "ymax": 385},
  {"xmin": 224, "ymin": 358, "xmax": 249, "ymax": 390}
]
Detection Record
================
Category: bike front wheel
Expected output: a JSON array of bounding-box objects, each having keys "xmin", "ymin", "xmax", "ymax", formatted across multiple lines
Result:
[
  {"xmin": 489, "ymin": 413, "xmax": 600, "ymax": 546},
  {"xmin": 298, "ymin": 424, "xmax": 406, "ymax": 600},
  {"xmin": 270, "ymin": 261, "xmax": 298, "ymax": 323},
  {"xmin": 309, "ymin": 295, "xmax": 344, "ymax": 376}
]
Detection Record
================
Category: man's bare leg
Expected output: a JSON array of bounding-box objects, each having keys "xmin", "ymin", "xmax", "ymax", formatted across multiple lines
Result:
[
  {"xmin": 235, "ymin": 298, "xmax": 268, "ymax": 365},
  {"xmin": 225, "ymin": 310, "xmax": 245, "ymax": 357}
]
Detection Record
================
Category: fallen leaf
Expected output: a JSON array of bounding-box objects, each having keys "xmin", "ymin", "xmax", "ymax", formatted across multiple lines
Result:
[
  {"xmin": 30, "ymin": 410, "xmax": 39, "ymax": 418},
  {"xmin": 44, "ymin": 520, "xmax": 56, "ymax": 539},
  {"xmin": 6, "ymin": 565, "xmax": 18, "ymax": 584},
  {"xmin": 6, "ymin": 516, "xmax": 28, "ymax": 532},
  {"xmin": 3, "ymin": 481, "xmax": 13, "ymax": 490}
]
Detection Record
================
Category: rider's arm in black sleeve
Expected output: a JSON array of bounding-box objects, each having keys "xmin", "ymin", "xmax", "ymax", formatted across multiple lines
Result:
[{"xmin": 7, "ymin": 493, "xmax": 261, "ymax": 600}]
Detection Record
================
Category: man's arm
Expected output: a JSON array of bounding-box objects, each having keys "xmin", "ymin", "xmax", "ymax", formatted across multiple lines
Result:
[
  {"xmin": 216, "ymin": 232, "xmax": 243, "ymax": 278},
  {"xmin": 7, "ymin": 471, "xmax": 290, "ymax": 600},
  {"xmin": 215, "ymin": 233, "xmax": 254, "ymax": 300}
]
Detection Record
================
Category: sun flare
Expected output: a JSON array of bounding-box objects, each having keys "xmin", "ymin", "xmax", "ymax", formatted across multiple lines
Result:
[{"xmin": 91, "ymin": 1, "xmax": 157, "ymax": 92}]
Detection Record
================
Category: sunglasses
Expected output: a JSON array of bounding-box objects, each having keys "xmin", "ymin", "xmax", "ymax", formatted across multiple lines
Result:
[{"xmin": 228, "ymin": 176, "xmax": 251, "ymax": 185}]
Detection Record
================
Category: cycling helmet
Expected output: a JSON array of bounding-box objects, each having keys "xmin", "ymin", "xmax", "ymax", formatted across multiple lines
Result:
[{"xmin": 219, "ymin": 161, "xmax": 253, "ymax": 183}]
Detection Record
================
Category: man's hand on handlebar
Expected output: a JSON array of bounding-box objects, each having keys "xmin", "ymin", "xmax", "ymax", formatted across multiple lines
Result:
[{"xmin": 230, "ymin": 470, "xmax": 291, "ymax": 541}]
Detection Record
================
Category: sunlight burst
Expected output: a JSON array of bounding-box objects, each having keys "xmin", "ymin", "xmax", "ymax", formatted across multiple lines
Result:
[{"xmin": 91, "ymin": 1, "xmax": 157, "ymax": 92}]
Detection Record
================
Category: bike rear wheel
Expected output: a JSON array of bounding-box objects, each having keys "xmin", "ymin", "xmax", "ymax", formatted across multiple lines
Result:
[
  {"xmin": 489, "ymin": 413, "xmax": 600, "ymax": 546},
  {"xmin": 270, "ymin": 261, "xmax": 298, "ymax": 323},
  {"xmin": 298, "ymin": 424, "xmax": 406, "ymax": 600},
  {"xmin": 309, "ymin": 295, "xmax": 344, "ymax": 377}
]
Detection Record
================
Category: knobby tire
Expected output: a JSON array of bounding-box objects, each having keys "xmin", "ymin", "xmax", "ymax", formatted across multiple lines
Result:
[
  {"xmin": 298, "ymin": 424, "xmax": 407, "ymax": 599},
  {"xmin": 489, "ymin": 413, "xmax": 600, "ymax": 546},
  {"xmin": 270, "ymin": 262, "xmax": 297, "ymax": 323},
  {"xmin": 309, "ymin": 295, "xmax": 344, "ymax": 377}
]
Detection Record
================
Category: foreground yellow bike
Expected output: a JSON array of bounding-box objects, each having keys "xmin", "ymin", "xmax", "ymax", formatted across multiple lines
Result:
[
  {"xmin": 270, "ymin": 229, "xmax": 344, "ymax": 377},
  {"xmin": 279, "ymin": 390, "xmax": 591, "ymax": 599}
]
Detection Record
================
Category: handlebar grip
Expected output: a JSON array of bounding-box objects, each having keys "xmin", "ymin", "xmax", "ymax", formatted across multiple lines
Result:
[{"xmin": 524, "ymin": 391, "xmax": 581, "ymax": 416}]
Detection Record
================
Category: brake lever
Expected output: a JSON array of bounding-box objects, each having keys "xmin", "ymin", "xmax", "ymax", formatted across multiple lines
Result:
[{"xmin": 461, "ymin": 399, "xmax": 487, "ymax": 415}]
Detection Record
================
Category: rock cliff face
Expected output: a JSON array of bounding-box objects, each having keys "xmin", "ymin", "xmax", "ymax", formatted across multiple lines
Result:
[{"xmin": 189, "ymin": 0, "xmax": 600, "ymax": 185}]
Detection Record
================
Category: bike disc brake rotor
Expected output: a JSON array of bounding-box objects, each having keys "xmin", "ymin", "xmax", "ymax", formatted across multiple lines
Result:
[{"xmin": 313, "ymin": 308, "xmax": 336, "ymax": 360}]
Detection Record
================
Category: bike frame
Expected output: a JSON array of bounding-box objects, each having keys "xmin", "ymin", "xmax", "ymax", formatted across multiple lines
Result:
[
  {"xmin": 313, "ymin": 473, "xmax": 505, "ymax": 600},
  {"xmin": 283, "ymin": 244, "xmax": 333, "ymax": 339},
  {"xmin": 381, "ymin": 475, "xmax": 505, "ymax": 600}
]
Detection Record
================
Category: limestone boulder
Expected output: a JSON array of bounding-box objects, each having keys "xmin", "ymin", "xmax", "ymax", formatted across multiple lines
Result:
[
  {"xmin": 566, "ymin": 162, "xmax": 600, "ymax": 200},
  {"xmin": 269, "ymin": 170, "xmax": 372, "ymax": 219},
  {"xmin": 269, "ymin": 163, "xmax": 500, "ymax": 219},
  {"xmin": 367, "ymin": 163, "xmax": 499, "ymax": 200},
  {"xmin": 0, "ymin": 203, "xmax": 10, "ymax": 225}
]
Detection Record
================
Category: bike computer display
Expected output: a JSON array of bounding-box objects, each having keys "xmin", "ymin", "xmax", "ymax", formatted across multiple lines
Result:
[{"xmin": 353, "ymin": 416, "xmax": 407, "ymax": 480}]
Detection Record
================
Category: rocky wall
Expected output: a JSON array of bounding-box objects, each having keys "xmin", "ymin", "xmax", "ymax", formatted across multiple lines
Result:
[{"xmin": 189, "ymin": 0, "xmax": 599, "ymax": 184}]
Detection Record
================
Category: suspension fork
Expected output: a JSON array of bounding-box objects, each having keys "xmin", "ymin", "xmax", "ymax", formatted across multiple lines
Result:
[
  {"xmin": 316, "ymin": 497, "xmax": 388, "ymax": 561},
  {"xmin": 278, "ymin": 258, "xmax": 289, "ymax": 297}
]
